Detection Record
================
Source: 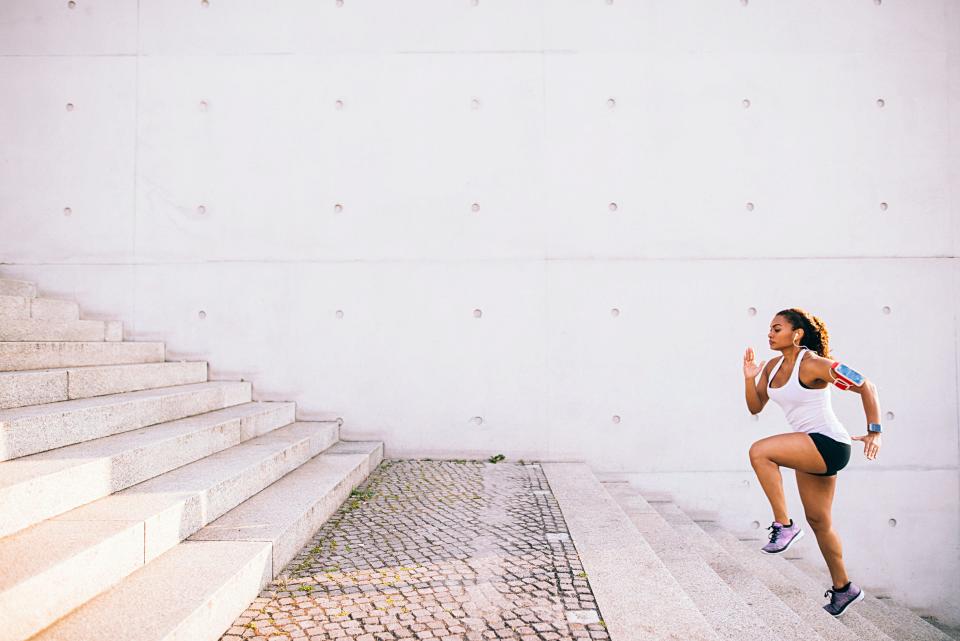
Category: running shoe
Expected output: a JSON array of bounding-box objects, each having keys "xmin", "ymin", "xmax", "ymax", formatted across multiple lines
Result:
[
  {"xmin": 760, "ymin": 520, "xmax": 805, "ymax": 554},
  {"xmin": 823, "ymin": 582, "xmax": 865, "ymax": 616}
]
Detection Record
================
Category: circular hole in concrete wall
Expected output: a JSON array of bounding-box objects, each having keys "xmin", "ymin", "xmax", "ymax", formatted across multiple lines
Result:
[
  {"xmin": 63, "ymin": 207, "xmax": 72, "ymax": 217},
  {"xmin": 471, "ymin": 203, "xmax": 480, "ymax": 213},
  {"xmin": 742, "ymin": 98, "xmax": 751, "ymax": 108},
  {"xmin": 608, "ymin": 202, "xmax": 618, "ymax": 212},
  {"xmin": 747, "ymin": 307, "xmax": 757, "ymax": 316},
  {"xmin": 752, "ymin": 414, "xmax": 759, "ymax": 421},
  {"xmin": 876, "ymin": 98, "xmax": 885, "ymax": 108},
  {"xmin": 199, "ymin": 100, "xmax": 209, "ymax": 111},
  {"xmin": 66, "ymin": 103, "xmax": 75, "ymax": 112},
  {"xmin": 610, "ymin": 308, "xmax": 620, "ymax": 317},
  {"xmin": 473, "ymin": 308, "xmax": 483, "ymax": 318},
  {"xmin": 335, "ymin": 310, "xmax": 344, "ymax": 319},
  {"xmin": 198, "ymin": 311, "xmax": 207, "ymax": 320},
  {"xmin": 471, "ymin": 416, "xmax": 483, "ymax": 426},
  {"xmin": 606, "ymin": 0, "xmax": 614, "ymax": 5},
  {"xmin": 201, "ymin": 0, "xmax": 209, "ymax": 6},
  {"xmin": 745, "ymin": 202, "xmax": 755, "ymax": 212},
  {"xmin": 885, "ymin": 411, "xmax": 895, "ymax": 421},
  {"xmin": 471, "ymin": 98, "xmax": 481, "ymax": 110},
  {"xmin": 336, "ymin": 0, "xmax": 344, "ymax": 6},
  {"xmin": 197, "ymin": 205, "xmax": 206, "ymax": 215},
  {"xmin": 888, "ymin": 518, "xmax": 897, "ymax": 527},
  {"xmin": 68, "ymin": 1, "xmax": 76, "ymax": 8},
  {"xmin": 874, "ymin": 0, "xmax": 882, "ymax": 5},
  {"xmin": 335, "ymin": 100, "xmax": 344, "ymax": 110},
  {"xmin": 334, "ymin": 203, "xmax": 343, "ymax": 213},
  {"xmin": 471, "ymin": 0, "xmax": 479, "ymax": 6},
  {"xmin": 742, "ymin": 479, "xmax": 750, "ymax": 487},
  {"xmin": 751, "ymin": 520, "xmax": 760, "ymax": 529},
  {"xmin": 881, "ymin": 306, "xmax": 891, "ymax": 315},
  {"xmin": 880, "ymin": 202, "xmax": 888, "ymax": 211},
  {"xmin": 607, "ymin": 98, "xmax": 616, "ymax": 108},
  {"xmin": 612, "ymin": 415, "xmax": 621, "ymax": 424}
]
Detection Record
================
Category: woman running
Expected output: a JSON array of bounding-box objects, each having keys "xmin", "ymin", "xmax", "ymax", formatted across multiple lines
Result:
[{"xmin": 742, "ymin": 308, "xmax": 883, "ymax": 617}]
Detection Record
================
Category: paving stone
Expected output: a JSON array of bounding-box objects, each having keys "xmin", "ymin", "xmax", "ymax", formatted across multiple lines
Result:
[{"xmin": 222, "ymin": 461, "xmax": 610, "ymax": 641}]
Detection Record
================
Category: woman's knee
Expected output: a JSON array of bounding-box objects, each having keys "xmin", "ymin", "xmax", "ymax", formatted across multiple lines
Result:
[
  {"xmin": 749, "ymin": 441, "xmax": 768, "ymax": 465},
  {"xmin": 805, "ymin": 512, "xmax": 832, "ymax": 532}
]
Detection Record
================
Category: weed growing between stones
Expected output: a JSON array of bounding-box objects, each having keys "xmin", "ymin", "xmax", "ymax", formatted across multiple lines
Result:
[{"xmin": 488, "ymin": 453, "xmax": 505, "ymax": 463}]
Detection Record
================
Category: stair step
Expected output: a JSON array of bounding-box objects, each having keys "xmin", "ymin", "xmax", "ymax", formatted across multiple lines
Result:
[
  {"xmin": 0, "ymin": 361, "xmax": 209, "ymax": 410},
  {"xmin": 0, "ymin": 319, "xmax": 121, "ymax": 342},
  {"xmin": 0, "ymin": 421, "xmax": 339, "ymax": 641},
  {"xmin": 192, "ymin": 440, "xmax": 383, "ymax": 577},
  {"xmin": 647, "ymin": 500, "xmax": 825, "ymax": 641},
  {"xmin": 0, "ymin": 380, "xmax": 251, "ymax": 461},
  {"xmin": 0, "ymin": 401, "xmax": 296, "ymax": 538},
  {"xmin": 606, "ymin": 483, "xmax": 780, "ymax": 641},
  {"xmin": 786, "ymin": 556, "xmax": 954, "ymax": 641},
  {"xmin": 701, "ymin": 521, "xmax": 893, "ymax": 641},
  {"xmin": 0, "ymin": 279, "xmax": 36, "ymax": 298},
  {"xmin": 0, "ymin": 341, "xmax": 164, "ymax": 372},
  {"xmin": 1, "ymin": 296, "xmax": 81, "ymax": 322},
  {"xmin": 541, "ymin": 463, "xmax": 720, "ymax": 641}
]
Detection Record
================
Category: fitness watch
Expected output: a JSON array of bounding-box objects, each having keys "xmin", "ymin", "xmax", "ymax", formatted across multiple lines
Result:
[{"xmin": 867, "ymin": 423, "xmax": 883, "ymax": 434}]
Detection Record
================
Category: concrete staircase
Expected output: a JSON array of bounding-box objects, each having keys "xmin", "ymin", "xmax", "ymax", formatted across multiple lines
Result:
[
  {"xmin": 542, "ymin": 463, "xmax": 954, "ymax": 641},
  {"xmin": 0, "ymin": 276, "xmax": 384, "ymax": 641}
]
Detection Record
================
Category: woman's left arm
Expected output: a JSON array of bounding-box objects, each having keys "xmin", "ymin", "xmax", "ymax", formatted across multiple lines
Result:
[{"xmin": 810, "ymin": 356, "xmax": 883, "ymax": 460}]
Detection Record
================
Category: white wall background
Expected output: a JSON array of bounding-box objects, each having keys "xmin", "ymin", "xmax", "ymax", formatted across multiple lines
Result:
[{"xmin": 1, "ymin": 0, "xmax": 958, "ymax": 625}]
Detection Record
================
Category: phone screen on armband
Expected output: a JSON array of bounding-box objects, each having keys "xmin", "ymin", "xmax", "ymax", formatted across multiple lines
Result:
[{"xmin": 835, "ymin": 363, "xmax": 864, "ymax": 385}]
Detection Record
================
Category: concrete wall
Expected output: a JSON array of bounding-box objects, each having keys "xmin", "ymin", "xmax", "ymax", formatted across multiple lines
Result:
[{"xmin": 1, "ymin": 0, "xmax": 957, "ymax": 624}]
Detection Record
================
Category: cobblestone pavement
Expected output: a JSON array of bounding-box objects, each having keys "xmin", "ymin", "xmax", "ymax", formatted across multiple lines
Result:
[{"xmin": 221, "ymin": 460, "xmax": 611, "ymax": 641}]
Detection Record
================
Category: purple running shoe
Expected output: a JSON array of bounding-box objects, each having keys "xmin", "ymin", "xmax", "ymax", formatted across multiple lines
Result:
[
  {"xmin": 823, "ymin": 582, "xmax": 865, "ymax": 616},
  {"xmin": 760, "ymin": 520, "xmax": 805, "ymax": 554}
]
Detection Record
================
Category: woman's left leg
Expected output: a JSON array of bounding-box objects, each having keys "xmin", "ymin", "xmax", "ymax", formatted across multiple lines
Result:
[{"xmin": 795, "ymin": 470, "xmax": 848, "ymax": 588}]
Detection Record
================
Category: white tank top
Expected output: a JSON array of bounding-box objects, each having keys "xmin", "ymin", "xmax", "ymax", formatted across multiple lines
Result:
[{"xmin": 766, "ymin": 347, "xmax": 851, "ymax": 444}]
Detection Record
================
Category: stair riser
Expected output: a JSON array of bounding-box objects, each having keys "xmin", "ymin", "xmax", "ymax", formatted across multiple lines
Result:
[
  {"xmin": 0, "ymin": 382, "xmax": 252, "ymax": 461},
  {"xmin": 0, "ymin": 362, "xmax": 210, "ymax": 410},
  {"xmin": 0, "ymin": 522, "xmax": 144, "ymax": 641},
  {"xmin": 0, "ymin": 320, "xmax": 115, "ymax": 342},
  {"xmin": 0, "ymin": 281, "xmax": 36, "ymax": 298},
  {"xmin": 0, "ymin": 297, "xmax": 81, "ymax": 322},
  {"xmin": 0, "ymin": 297, "xmax": 29, "ymax": 321},
  {"xmin": 0, "ymin": 342, "xmax": 164, "ymax": 372},
  {"xmin": 29, "ymin": 298, "xmax": 80, "ymax": 321},
  {"xmin": 0, "ymin": 370, "xmax": 66, "ymax": 410},
  {"xmin": 68, "ymin": 362, "xmax": 209, "ymax": 401}
]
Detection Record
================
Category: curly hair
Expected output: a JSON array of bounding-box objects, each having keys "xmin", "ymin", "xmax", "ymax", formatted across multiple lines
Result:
[{"xmin": 776, "ymin": 308, "xmax": 832, "ymax": 359}]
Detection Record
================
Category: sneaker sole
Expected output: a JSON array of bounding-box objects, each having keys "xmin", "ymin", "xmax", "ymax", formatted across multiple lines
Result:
[
  {"xmin": 760, "ymin": 528, "xmax": 805, "ymax": 555},
  {"xmin": 831, "ymin": 589, "xmax": 866, "ymax": 617}
]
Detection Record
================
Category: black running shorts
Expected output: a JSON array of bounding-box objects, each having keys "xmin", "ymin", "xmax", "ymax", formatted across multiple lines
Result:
[{"xmin": 809, "ymin": 432, "xmax": 851, "ymax": 476}]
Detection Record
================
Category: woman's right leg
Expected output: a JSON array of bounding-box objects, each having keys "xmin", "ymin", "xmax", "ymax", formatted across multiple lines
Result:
[
  {"xmin": 749, "ymin": 432, "xmax": 828, "ymax": 523},
  {"xmin": 796, "ymin": 469, "xmax": 849, "ymax": 589}
]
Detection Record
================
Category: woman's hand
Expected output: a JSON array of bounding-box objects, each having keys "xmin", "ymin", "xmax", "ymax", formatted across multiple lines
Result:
[
  {"xmin": 851, "ymin": 432, "xmax": 882, "ymax": 461},
  {"xmin": 743, "ymin": 347, "xmax": 766, "ymax": 380}
]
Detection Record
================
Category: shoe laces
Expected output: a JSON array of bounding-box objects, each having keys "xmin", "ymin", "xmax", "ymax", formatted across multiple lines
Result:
[
  {"xmin": 824, "ymin": 588, "xmax": 837, "ymax": 602},
  {"xmin": 766, "ymin": 523, "xmax": 782, "ymax": 543}
]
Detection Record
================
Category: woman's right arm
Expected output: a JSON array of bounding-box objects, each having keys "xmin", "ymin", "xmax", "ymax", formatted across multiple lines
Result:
[{"xmin": 743, "ymin": 347, "xmax": 769, "ymax": 415}]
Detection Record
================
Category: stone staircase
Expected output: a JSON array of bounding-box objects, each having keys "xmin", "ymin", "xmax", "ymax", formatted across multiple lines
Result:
[
  {"xmin": 542, "ymin": 463, "xmax": 956, "ymax": 641},
  {"xmin": 0, "ymin": 276, "xmax": 384, "ymax": 641}
]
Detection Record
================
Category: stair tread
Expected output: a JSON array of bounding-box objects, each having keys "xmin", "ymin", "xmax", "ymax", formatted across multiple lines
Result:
[
  {"xmin": 542, "ymin": 463, "xmax": 720, "ymax": 641},
  {"xmin": 606, "ymin": 484, "xmax": 782, "ymax": 641}
]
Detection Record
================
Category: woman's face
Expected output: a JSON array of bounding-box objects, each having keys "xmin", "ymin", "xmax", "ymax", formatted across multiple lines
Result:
[{"xmin": 768, "ymin": 315, "xmax": 799, "ymax": 350}]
